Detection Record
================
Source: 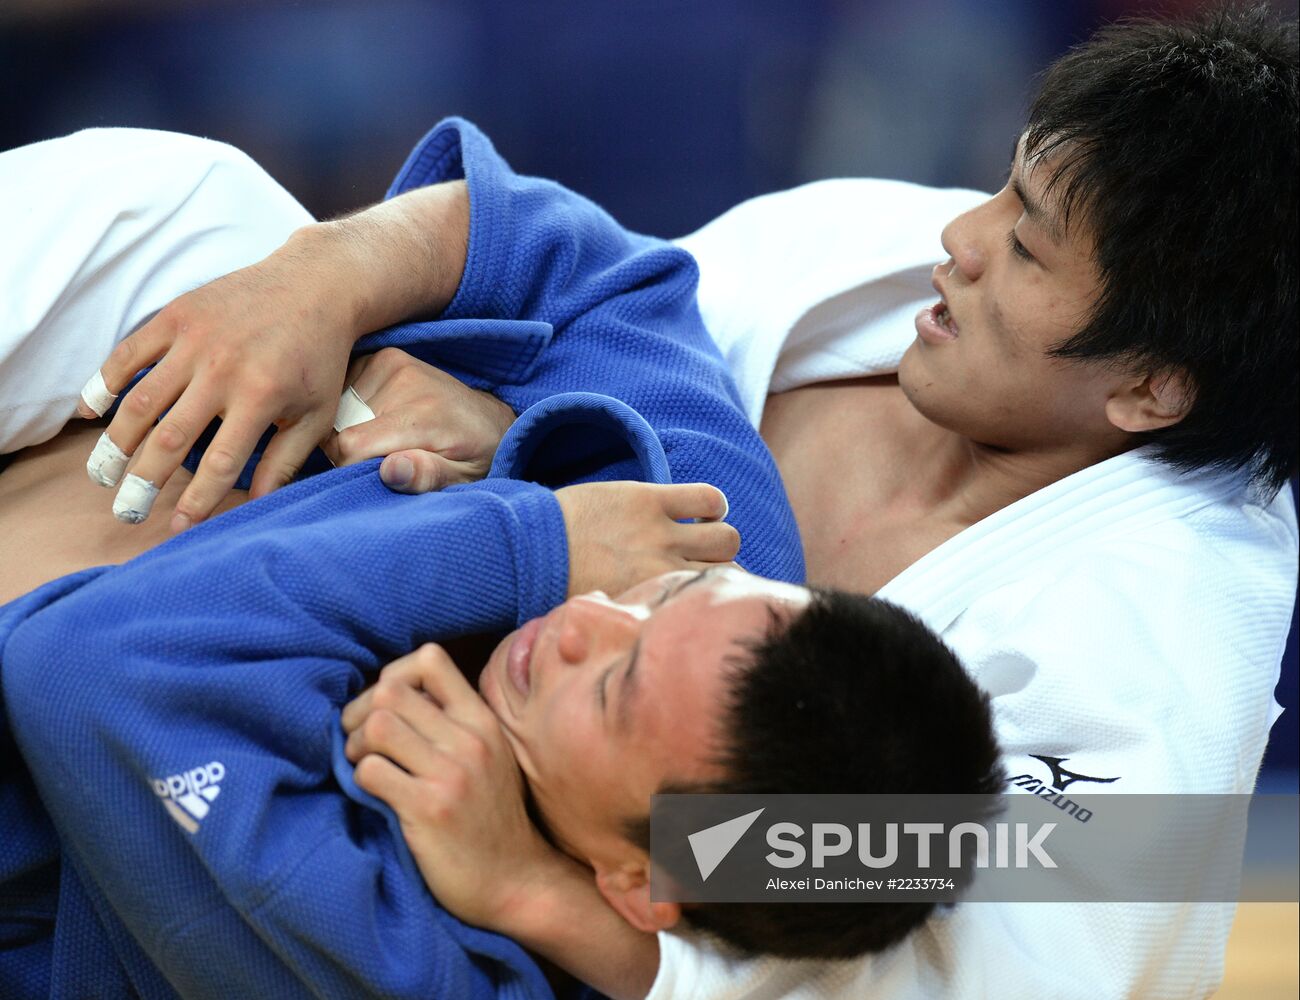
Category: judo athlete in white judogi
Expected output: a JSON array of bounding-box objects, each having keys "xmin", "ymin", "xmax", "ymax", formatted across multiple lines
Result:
[{"xmin": 1, "ymin": 8, "xmax": 1296, "ymax": 998}]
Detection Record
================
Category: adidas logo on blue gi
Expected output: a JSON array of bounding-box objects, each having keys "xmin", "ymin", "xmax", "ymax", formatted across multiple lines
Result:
[{"xmin": 151, "ymin": 761, "xmax": 225, "ymax": 834}]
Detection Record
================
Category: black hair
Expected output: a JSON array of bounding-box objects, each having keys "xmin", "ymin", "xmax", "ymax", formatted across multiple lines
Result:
[
  {"xmin": 1024, "ymin": 3, "xmax": 1297, "ymax": 494},
  {"xmin": 626, "ymin": 589, "xmax": 1004, "ymax": 960}
]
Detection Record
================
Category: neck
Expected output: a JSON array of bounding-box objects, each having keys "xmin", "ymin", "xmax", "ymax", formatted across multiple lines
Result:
[{"xmin": 896, "ymin": 413, "xmax": 1130, "ymax": 528}]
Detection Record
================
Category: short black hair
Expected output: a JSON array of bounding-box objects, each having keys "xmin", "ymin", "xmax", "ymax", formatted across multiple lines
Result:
[
  {"xmin": 627, "ymin": 589, "xmax": 1004, "ymax": 960},
  {"xmin": 1024, "ymin": 3, "xmax": 1297, "ymax": 494}
]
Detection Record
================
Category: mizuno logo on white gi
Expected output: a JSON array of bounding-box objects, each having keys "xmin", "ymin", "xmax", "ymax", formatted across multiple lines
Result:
[{"xmin": 151, "ymin": 761, "xmax": 225, "ymax": 834}]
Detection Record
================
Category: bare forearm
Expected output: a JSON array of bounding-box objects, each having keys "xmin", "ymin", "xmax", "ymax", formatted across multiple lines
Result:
[
  {"xmin": 283, "ymin": 179, "xmax": 471, "ymax": 339},
  {"xmin": 496, "ymin": 858, "xmax": 659, "ymax": 1000}
]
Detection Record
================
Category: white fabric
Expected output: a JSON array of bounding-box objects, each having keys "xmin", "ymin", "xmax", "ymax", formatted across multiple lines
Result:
[
  {"xmin": 663, "ymin": 180, "xmax": 1299, "ymax": 999},
  {"xmin": 0, "ymin": 127, "xmax": 312, "ymax": 455}
]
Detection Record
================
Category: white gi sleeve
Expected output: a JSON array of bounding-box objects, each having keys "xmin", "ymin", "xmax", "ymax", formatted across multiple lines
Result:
[{"xmin": 0, "ymin": 127, "xmax": 312, "ymax": 454}]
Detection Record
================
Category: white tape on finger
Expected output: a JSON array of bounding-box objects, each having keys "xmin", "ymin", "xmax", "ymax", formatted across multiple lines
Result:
[
  {"xmin": 332, "ymin": 385, "xmax": 376, "ymax": 433},
  {"xmin": 86, "ymin": 432, "xmax": 129, "ymax": 487},
  {"xmin": 80, "ymin": 370, "xmax": 117, "ymax": 417},
  {"xmin": 113, "ymin": 474, "xmax": 159, "ymax": 524}
]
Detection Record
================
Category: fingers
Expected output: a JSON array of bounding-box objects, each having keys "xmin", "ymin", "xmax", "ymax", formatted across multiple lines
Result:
[
  {"xmin": 325, "ymin": 405, "xmax": 475, "ymax": 491},
  {"xmin": 77, "ymin": 317, "xmax": 175, "ymax": 418},
  {"xmin": 114, "ymin": 399, "xmax": 257, "ymax": 525},
  {"xmin": 672, "ymin": 520, "xmax": 742, "ymax": 564},
  {"xmin": 78, "ymin": 371, "xmax": 118, "ymax": 420},
  {"xmin": 658, "ymin": 482, "xmax": 730, "ymax": 523},
  {"xmin": 342, "ymin": 645, "xmax": 500, "ymax": 796},
  {"xmin": 344, "ymin": 700, "xmax": 440, "ymax": 770},
  {"xmin": 342, "ymin": 644, "xmax": 482, "ymax": 732},
  {"xmin": 353, "ymin": 752, "xmax": 414, "ymax": 806},
  {"xmin": 86, "ymin": 365, "xmax": 190, "ymax": 491},
  {"xmin": 165, "ymin": 414, "xmax": 274, "ymax": 530},
  {"xmin": 331, "ymin": 386, "xmax": 376, "ymax": 434},
  {"xmin": 325, "ymin": 415, "xmax": 401, "ymax": 467},
  {"xmin": 379, "ymin": 450, "xmax": 467, "ymax": 494},
  {"xmin": 106, "ymin": 391, "xmax": 222, "ymax": 524},
  {"xmin": 247, "ymin": 417, "xmax": 331, "ymax": 499}
]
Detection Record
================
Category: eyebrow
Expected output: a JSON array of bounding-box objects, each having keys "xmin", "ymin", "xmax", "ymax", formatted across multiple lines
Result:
[
  {"xmin": 1009, "ymin": 138, "xmax": 1063, "ymax": 246},
  {"xmin": 1011, "ymin": 178, "xmax": 1063, "ymax": 246},
  {"xmin": 608, "ymin": 568, "xmax": 717, "ymax": 731}
]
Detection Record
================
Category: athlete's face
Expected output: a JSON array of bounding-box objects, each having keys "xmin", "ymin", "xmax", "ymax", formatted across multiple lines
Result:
[
  {"xmin": 899, "ymin": 134, "xmax": 1129, "ymax": 455},
  {"xmin": 478, "ymin": 567, "xmax": 809, "ymax": 868}
]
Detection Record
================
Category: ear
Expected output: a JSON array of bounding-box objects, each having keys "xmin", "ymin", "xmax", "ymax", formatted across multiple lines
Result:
[
  {"xmin": 593, "ymin": 860, "xmax": 682, "ymax": 934},
  {"xmin": 1105, "ymin": 368, "xmax": 1195, "ymax": 434}
]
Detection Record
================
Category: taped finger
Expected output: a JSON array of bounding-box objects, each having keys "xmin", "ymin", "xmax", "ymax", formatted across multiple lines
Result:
[
  {"xmin": 333, "ymin": 385, "xmax": 376, "ymax": 432},
  {"xmin": 86, "ymin": 431, "xmax": 130, "ymax": 487},
  {"xmin": 79, "ymin": 370, "xmax": 117, "ymax": 418}
]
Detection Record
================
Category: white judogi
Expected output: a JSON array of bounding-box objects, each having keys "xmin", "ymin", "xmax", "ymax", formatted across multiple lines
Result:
[
  {"xmin": 659, "ymin": 181, "xmax": 1298, "ymax": 999},
  {"xmin": 3, "ymin": 133, "xmax": 1295, "ymax": 999}
]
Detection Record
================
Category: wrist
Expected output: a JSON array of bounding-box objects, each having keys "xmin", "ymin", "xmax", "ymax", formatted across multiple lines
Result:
[
  {"xmin": 487, "ymin": 846, "xmax": 589, "ymax": 941},
  {"xmin": 491, "ymin": 851, "xmax": 660, "ymax": 1000},
  {"xmin": 279, "ymin": 222, "xmax": 372, "ymax": 345},
  {"xmin": 309, "ymin": 180, "xmax": 470, "ymax": 336}
]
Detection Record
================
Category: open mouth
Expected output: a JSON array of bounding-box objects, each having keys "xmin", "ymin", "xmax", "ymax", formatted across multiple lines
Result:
[
  {"xmin": 916, "ymin": 298, "xmax": 959, "ymax": 344},
  {"xmin": 933, "ymin": 300, "xmax": 958, "ymax": 335}
]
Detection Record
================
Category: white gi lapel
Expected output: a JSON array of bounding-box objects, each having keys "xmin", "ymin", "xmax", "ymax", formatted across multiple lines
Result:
[{"xmin": 875, "ymin": 447, "xmax": 1246, "ymax": 633}]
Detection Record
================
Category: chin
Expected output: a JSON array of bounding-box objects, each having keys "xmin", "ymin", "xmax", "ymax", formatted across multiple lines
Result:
[
  {"xmin": 897, "ymin": 346, "xmax": 975, "ymax": 437},
  {"xmin": 897, "ymin": 343, "xmax": 931, "ymax": 408}
]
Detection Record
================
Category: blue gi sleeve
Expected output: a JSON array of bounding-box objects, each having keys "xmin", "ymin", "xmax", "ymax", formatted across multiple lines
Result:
[
  {"xmin": 2, "ymin": 468, "xmax": 564, "ymax": 1000},
  {"xmin": 367, "ymin": 118, "xmax": 804, "ymax": 585}
]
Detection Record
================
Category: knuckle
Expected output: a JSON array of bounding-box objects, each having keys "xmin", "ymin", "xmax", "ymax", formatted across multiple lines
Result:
[
  {"xmin": 416, "ymin": 787, "xmax": 451, "ymax": 823},
  {"xmin": 333, "ymin": 427, "xmax": 363, "ymax": 461},
  {"xmin": 442, "ymin": 766, "xmax": 471, "ymax": 800},
  {"xmin": 156, "ymin": 298, "xmax": 189, "ymax": 328},
  {"xmin": 109, "ymin": 336, "xmax": 138, "ymax": 369},
  {"xmin": 363, "ymin": 710, "xmax": 396, "ymax": 743},
  {"xmin": 243, "ymin": 378, "xmax": 278, "ymax": 409},
  {"xmin": 416, "ymin": 643, "xmax": 444, "ymax": 668},
  {"xmin": 464, "ymin": 736, "xmax": 491, "ymax": 767},
  {"xmin": 369, "ymin": 684, "xmax": 400, "ymax": 712},
  {"xmin": 203, "ymin": 447, "xmax": 242, "ymax": 479},
  {"xmin": 125, "ymin": 387, "xmax": 156, "ymax": 416},
  {"xmin": 154, "ymin": 421, "xmax": 190, "ymax": 452}
]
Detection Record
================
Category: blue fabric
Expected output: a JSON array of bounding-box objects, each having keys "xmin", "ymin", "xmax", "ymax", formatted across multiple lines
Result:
[{"xmin": 0, "ymin": 118, "xmax": 802, "ymax": 997}]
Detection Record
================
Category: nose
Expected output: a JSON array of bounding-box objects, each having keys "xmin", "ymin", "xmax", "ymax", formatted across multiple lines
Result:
[
  {"xmin": 555, "ymin": 592, "xmax": 642, "ymax": 665},
  {"xmin": 939, "ymin": 199, "xmax": 992, "ymax": 285}
]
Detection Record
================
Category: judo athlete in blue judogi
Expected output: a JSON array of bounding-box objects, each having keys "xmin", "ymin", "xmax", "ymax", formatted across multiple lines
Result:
[{"xmin": 0, "ymin": 120, "xmax": 803, "ymax": 999}]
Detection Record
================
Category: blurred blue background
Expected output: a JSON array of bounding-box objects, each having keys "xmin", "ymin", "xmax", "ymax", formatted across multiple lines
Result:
[{"xmin": 1, "ymin": 0, "xmax": 1295, "ymax": 784}]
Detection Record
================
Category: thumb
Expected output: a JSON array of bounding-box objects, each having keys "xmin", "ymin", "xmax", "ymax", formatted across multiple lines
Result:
[{"xmin": 379, "ymin": 450, "xmax": 460, "ymax": 494}]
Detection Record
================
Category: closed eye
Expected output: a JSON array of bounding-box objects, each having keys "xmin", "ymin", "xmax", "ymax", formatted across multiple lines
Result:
[{"xmin": 1006, "ymin": 229, "xmax": 1035, "ymax": 263}]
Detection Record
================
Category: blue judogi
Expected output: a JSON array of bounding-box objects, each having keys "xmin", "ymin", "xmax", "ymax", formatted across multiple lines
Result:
[{"xmin": 0, "ymin": 119, "xmax": 802, "ymax": 998}]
